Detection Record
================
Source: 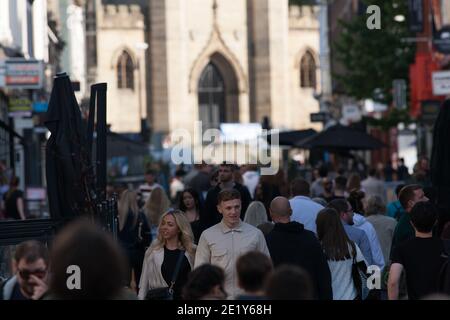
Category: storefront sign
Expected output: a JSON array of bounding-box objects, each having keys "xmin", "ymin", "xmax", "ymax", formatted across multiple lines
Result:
[
  {"xmin": 8, "ymin": 97, "xmax": 32, "ymax": 117},
  {"xmin": 408, "ymin": 0, "xmax": 424, "ymax": 33},
  {"xmin": 432, "ymin": 70, "xmax": 450, "ymax": 95},
  {"xmin": 0, "ymin": 59, "xmax": 44, "ymax": 89}
]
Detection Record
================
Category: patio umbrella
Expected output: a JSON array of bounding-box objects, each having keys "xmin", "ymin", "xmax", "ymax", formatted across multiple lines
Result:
[
  {"xmin": 45, "ymin": 73, "xmax": 89, "ymax": 219},
  {"xmin": 267, "ymin": 128, "xmax": 317, "ymax": 146},
  {"xmin": 294, "ymin": 124, "xmax": 385, "ymax": 151},
  {"xmin": 431, "ymin": 99, "xmax": 450, "ymax": 235}
]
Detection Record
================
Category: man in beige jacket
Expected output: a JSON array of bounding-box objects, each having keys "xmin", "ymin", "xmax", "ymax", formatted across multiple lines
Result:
[{"xmin": 194, "ymin": 189, "xmax": 271, "ymax": 298}]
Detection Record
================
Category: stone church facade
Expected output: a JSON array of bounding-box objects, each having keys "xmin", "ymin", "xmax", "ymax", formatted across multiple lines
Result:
[{"xmin": 92, "ymin": 0, "xmax": 322, "ymax": 144}]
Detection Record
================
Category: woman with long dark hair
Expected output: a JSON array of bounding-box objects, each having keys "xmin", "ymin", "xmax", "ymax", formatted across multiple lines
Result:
[
  {"xmin": 178, "ymin": 188, "xmax": 203, "ymax": 243},
  {"xmin": 254, "ymin": 175, "xmax": 281, "ymax": 220},
  {"xmin": 316, "ymin": 208, "xmax": 367, "ymax": 300},
  {"xmin": 347, "ymin": 189, "xmax": 366, "ymax": 216}
]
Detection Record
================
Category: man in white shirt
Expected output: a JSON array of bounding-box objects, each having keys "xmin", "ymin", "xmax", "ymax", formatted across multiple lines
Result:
[
  {"xmin": 289, "ymin": 178, "xmax": 324, "ymax": 234},
  {"xmin": 194, "ymin": 189, "xmax": 270, "ymax": 298},
  {"xmin": 139, "ymin": 169, "xmax": 163, "ymax": 204},
  {"xmin": 170, "ymin": 169, "xmax": 185, "ymax": 202}
]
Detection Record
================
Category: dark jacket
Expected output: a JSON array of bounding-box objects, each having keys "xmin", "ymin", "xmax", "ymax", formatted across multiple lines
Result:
[
  {"xmin": 118, "ymin": 210, "xmax": 151, "ymax": 251},
  {"xmin": 188, "ymin": 171, "xmax": 211, "ymax": 199},
  {"xmin": 202, "ymin": 183, "xmax": 252, "ymax": 229},
  {"xmin": 0, "ymin": 276, "xmax": 17, "ymax": 300},
  {"xmin": 390, "ymin": 212, "xmax": 415, "ymax": 259},
  {"xmin": 265, "ymin": 221, "xmax": 333, "ymax": 300},
  {"xmin": 0, "ymin": 276, "xmax": 49, "ymax": 300}
]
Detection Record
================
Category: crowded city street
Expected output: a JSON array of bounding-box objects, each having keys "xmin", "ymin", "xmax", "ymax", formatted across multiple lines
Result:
[{"xmin": 0, "ymin": 0, "xmax": 450, "ymax": 310}]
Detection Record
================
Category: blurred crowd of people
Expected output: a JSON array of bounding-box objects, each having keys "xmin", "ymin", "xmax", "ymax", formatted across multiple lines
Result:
[{"xmin": 1, "ymin": 156, "xmax": 450, "ymax": 300}]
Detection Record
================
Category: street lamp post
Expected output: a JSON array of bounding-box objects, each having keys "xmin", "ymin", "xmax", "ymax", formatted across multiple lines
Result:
[
  {"xmin": 318, "ymin": 0, "xmax": 332, "ymax": 103},
  {"xmin": 27, "ymin": 0, "xmax": 35, "ymax": 58}
]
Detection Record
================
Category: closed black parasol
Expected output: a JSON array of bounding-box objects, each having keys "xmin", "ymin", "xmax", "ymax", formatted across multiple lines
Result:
[
  {"xmin": 267, "ymin": 129, "xmax": 317, "ymax": 146},
  {"xmin": 45, "ymin": 73, "xmax": 89, "ymax": 219}
]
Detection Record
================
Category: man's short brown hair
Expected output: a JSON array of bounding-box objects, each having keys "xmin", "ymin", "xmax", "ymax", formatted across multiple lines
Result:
[
  {"xmin": 327, "ymin": 199, "xmax": 349, "ymax": 214},
  {"xmin": 398, "ymin": 184, "xmax": 422, "ymax": 209},
  {"xmin": 290, "ymin": 178, "xmax": 310, "ymax": 197},
  {"xmin": 217, "ymin": 189, "xmax": 241, "ymax": 204},
  {"xmin": 220, "ymin": 162, "xmax": 236, "ymax": 170},
  {"xmin": 266, "ymin": 265, "xmax": 314, "ymax": 300},
  {"xmin": 14, "ymin": 240, "xmax": 49, "ymax": 266},
  {"xmin": 236, "ymin": 251, "xmax": 273, "ymax": 292},
  {"xmin": 49, "ymin": 218, "xmax": 127, "ymax": 299}
]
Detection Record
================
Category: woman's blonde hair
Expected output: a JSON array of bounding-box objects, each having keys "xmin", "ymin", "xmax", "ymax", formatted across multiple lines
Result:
[
  {"xmin": 243, "ymin": 201, "xmax": 268, "ymax": 227},
  {"xmin": 148, "ymin": 209, "xmax": 196, "ymax": 256},
  {"xmin": 118, "ymin": 189, "xmax": 139, "ymax": 231},
  {"xmin": 144, "ymin": 187, "xmax": 171, "ymax": 226}
]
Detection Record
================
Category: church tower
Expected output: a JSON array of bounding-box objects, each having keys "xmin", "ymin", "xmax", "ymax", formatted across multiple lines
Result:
[
  {"xmin": 95, "ymin": 0, "xmax": 148, "ymax": 134},
  {"xmin": 149, "ymin": 0, "xmax": 251, "ymax": 143}
]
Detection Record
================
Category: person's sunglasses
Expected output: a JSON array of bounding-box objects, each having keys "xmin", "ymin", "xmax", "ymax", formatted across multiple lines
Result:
[{"xmin": 18, "ymin": 268, "xmax": 47, "ymax": 280}]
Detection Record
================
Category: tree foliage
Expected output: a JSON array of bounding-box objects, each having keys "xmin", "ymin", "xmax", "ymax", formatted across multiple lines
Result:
[
  {"xmin": 333, "ymin": 0, "xmax": 415, "ymax": 105},
  {"xmin": 364, "ymin": 108, "xmax": 412, "ymax": 131}
]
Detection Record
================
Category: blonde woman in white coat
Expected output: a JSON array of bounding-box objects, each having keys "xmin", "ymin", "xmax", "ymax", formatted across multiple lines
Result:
[{"xmin": 138, "ymin": 209, "xmax": 196, "ymax": 300}]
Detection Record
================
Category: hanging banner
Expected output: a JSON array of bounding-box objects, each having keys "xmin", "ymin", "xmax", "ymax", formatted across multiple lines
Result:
[
  {"xmin": 408, "ymin": 0, "xmax": 424, "ymax": 33},
  {"xmin": 393, "ymin": 79, "xmax": 407, "ymax": 109}
]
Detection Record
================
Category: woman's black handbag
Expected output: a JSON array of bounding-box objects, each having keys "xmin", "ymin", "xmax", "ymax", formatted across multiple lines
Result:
[
  {"xmin": 145, "ymin": 287, "xmax": 174, "ymax": 300},
  {"xmin": 145, "ymin": 250, "xmax": 185, "ymax": 300},
  {"xmin": 351, "ymin": 243, "xmax": 369, "ymax": 300}
]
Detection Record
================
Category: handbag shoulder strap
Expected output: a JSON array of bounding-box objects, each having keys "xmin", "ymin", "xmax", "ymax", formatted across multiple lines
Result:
[
  {"xmin": 350, "ymin": 242, "xmax": 368, "ymax": 275},
  {"xmin": 350, "ymin": 241, "xmax": 357, "ymax": 264},
  {"xmin": 169, "ymin": 250, "xmax": 186, "ymax": 290}
]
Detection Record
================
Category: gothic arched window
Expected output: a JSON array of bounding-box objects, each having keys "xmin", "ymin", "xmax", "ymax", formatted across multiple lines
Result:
[
  {"xmin": 117, "ymin": 51, "xmax": 134, "ymax": 90},
  {"xmin": 198, "ymin": 63, "xmax": 225, "ymax": 130},
  {"xmin": 300, "ymin": 51, "xmax": 316, "ymax": 89}
]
